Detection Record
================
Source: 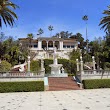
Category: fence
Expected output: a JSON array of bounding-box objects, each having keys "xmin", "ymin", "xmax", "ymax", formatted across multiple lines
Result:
[{"xmin": 77, "ymin": 70, "xmax": 110, "ymax": 81}]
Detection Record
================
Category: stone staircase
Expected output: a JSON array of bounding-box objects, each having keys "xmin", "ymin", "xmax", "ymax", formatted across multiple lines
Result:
[{"xmin": 48, "ymin": 76, "xmax": 80, "ymax": 91}]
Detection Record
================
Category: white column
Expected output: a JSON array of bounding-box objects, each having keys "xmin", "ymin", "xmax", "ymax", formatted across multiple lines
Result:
[
  {"xmin": 38, "ymin": 40, "xmax": 42, "ymax": 50},
  {"xmin": 92, "ymin": 56, "xmax": 96, "ymax": 70},
  {"xmin": 76, "ymin": 59, "xmax": 79, "ymax": 71},
  {"xmin": 28, "ymin": 56, "xmax": 30, "ymax": 72},
  {"xmin": 80, "ymin": 56, "xmax": 83, "ymax": 83},
  {"xmin": 80, "ymin": 56, "xmax": 83, "ymax": 71},
  {"xmin": 46, "ymin": 41, "xmax": 48, "ymax": 50},
  {"xmin": 41, "ymin": 57, "xmax": 44, "ymax": 71},
  {"xmin": 92, "ymin": 56, "xmax": 96, "ymax": 74},
  {"xmin": 61, "ymin": 41, "xmax": 63, "ymax": 50},
  {"xmin": 53, "ymin": 41, "xmax": 55, "ymax": 48},
  {"xmin": 59, "ymin": 41, "xmax": 63, "ymax": 50}
]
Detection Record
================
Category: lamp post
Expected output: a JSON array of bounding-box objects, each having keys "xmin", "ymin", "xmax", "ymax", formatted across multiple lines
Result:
[
  {"xmin": 76, "ymin": 59, "xmax": 79, "ymax": 71},
  {"xmin": 80, "ymin": 56, "xmax": 83, "ymax": 71},
  {"xmin": 27, "ymin": 56, "xmax": 30, "ymax": 74},
  {"xmin": 92, "ymin": 56, "xmax": 96, "ymax": 74}
]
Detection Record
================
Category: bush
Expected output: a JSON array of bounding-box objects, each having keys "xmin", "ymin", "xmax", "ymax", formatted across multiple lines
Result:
[
  {"xmin": 69, "ymin": 49, "xmax": 80, "ymax": 61},
  {"xmin": 58, "ymin": 59, "xmax": 76, "ymax": 74},
  {"xmin": 30, "ymin": 60, "xmax": 40, "ymax": 74},
  {"xmin": 82, "ymin": 79, "xmax": 110, "ymax": 89},
  {"xmin": 0, "ymin": 60, "xmax": 12, "ymax": 72},
  {"xmin": 104, "ymin": 62, "xmax": 110, "ymax": 70},
  {"xmin": 44, "ymin": 59, "xmax": 53, "ymax": 74},
  {"xmin": 0, "ymin": 81, "xmax": 44, "ymax": 93}
]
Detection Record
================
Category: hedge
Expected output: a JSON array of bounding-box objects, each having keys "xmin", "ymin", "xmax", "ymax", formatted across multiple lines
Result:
[
  {"xmin": 30, "ymin": 60, "xmax": 40, "ymax": 74},
  {"xmin": 0, "ymin": 81, "xmax": 44, "ymax": 93},
  {"xmin": 82, "ymin": 79, "xmax": 110, "ymax": 89}
]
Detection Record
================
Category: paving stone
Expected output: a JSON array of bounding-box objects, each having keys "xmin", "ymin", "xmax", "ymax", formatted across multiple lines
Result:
[{"xmin": 0, "ymin": 89, "xmax": 110, "ymax": 110}]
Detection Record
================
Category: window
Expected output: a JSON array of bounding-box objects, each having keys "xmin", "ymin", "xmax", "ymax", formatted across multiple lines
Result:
[
  {"xmin": 71, "ymin": 45, "xmax": 74, "ymax": 48},
  {"xmin": 34, "ymin": 45, "xmax": 37, "ymax": 48},
  {"xmin": 63, "ymin": 45, "xmax": 66, "ymax": 48},
  {"xmin": 67, "ymin": 45, "xmax": 70, "ymax": 48}
]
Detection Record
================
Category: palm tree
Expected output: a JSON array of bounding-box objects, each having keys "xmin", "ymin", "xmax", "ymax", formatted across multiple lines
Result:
[
  {"xmin": 48, "ymin": 25, "xmax": 54, "ymax": 37},
  {"xmin": 0, "ymin": 0, "xmax": 19, "ymax": 28},
  {"xmin": 27, "ymin": 33, "xmax": 34, "ymax": 47},
  {"xmin": 37, "ymin": 28, "xmax": 44, "ymax": 37},
  {"xmin": 27, "ymin": 33, "xmax": 34, "ymax": 56},
  {"xmin": 82, "ymin": 15, "xmax": 88, "ymax": 52},
  {"xmin": 99, "ymin": 6, "xmax": 110, "ymax": 35}
]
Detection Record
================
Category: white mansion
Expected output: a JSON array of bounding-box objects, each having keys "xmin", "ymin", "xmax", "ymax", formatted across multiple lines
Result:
[{"xmin": 19, "ymin": 37, "xmax": 78, "ymax": 59}]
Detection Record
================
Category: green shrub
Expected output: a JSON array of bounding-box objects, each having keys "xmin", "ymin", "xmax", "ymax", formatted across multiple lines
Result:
[
  {"xmin": 30, "ymin": 60, "xmax": 40, "ymax": 74},
  {"xmin": 104, "ymin": 62, "xmax": 110, "ymax": 70},
  {"xmin": 58, "ymin": 59, "xmax": 76, "ymax": 74},
  {"xmin": 44, "ymin": 59, "xmax": 53, "ymax": 74},
  {"xmin": 82, "ymin": 79, "xmax": 110, "ymax": 89},
  {"xmin": 68, "ymin": 74, "xmax": 75, "ymax": 76},
  {"xmin": 0, "ymin": 60, "xmax": 12, "ymax": 72},
  {"xmin": 0, "ymin": 81, "xmax": 44, "ymax": 93},
  {"xmin": 69, "ymin": 49, "xmax": 80, "ymax": 61}
]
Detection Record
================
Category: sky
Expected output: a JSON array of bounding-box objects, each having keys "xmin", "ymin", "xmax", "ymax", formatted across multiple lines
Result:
[{"xmin": 1, "ymin": 0, "xmax": 110, "ymax": 41}]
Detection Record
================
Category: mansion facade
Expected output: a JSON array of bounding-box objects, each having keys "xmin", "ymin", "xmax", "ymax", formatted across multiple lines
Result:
[{"xmin": 19, "ymin": 37, "xmax": 78, "ymax": 59}]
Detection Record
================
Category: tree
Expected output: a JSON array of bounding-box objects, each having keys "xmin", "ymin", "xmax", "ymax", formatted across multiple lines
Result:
[
  {"xmin": 0, "ymin": 0, "xmax": 19, "ymax": 28},
  {"xmin": 0, "ymin": 60, "xmax": 11, "ymax": 72},
  {"xmin": 82, "ymin": 15, "xmax": 88, "ymax": 52},
  {"xmin": 2, "ymin": 37, "xmax": 20, "ymax": 65},
  {"xmin": 69, "ymin": 49, "xmax": 81, "ymax": 61},
  {"xmin": 27, "ymin": 33, "xmax": 34, "ymax": 56},
  {"xmin": 27, "ymin": 33, "xmax": 34, "ymax": 47},
  {"xmin": 89, "ymin": 37, "xmax": 109, "ymax": 69},
  {"xmin": 70, "ymin": 33, "xmax": 86, "ymax": 55},
  {"xmin": 53, "ymin": 31, "xmax": 72, "ymax": 38},
  {"xmin": 48, "ymin": 25, "xmax": 54, "ymax": 37},
  {"xmin": 37, "ymin": 28, "xmax": 44, "ymax": 37},
  {"xmin": 99, "ymin": 6, "xmax": 110, "ymax": 34}
]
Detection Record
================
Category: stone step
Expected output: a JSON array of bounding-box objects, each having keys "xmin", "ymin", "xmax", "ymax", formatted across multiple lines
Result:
[{"xmin": 48, "ymin": 76, "xmax": 80, "ymax": 91}]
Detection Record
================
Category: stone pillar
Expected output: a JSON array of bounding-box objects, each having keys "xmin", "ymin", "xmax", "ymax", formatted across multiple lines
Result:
[
  {"xmin": 54, "ymin": 47, "xmax": 58, "ymax": 65},
  {"xmin": 80, "ymin": 56, "xmax": 83, "ymax": 71},
  {"xmin": 53, "ymin": 41, "xmax": 55, "ymax": 48},
  {"xmin": 92, "ymin": 56, "xmax": 96, "ymax": 74},
  {"xmin": 80, "ymin": 56, "xmax": 83, "ymax": 88},
  {"xmin": 38, "ymin": 40, "xmax": 42, "ymax": 50},
  {"xmin": 46, "ymin": 41, "xmax": 48, "ymax": 50},
  {"xmin": 76, "ymin": 59, "xmax": 79, "ymax": 71},
  {"xmin": 28, "ymin": 56, "xmax": 30, "ymax": 73},
  {"xmin": 61, "ymin": 41, "xmax": 63, "ymax": 50},
  {"xmin": 41, "ymin": 58, "xmax": 44, "ymax": 71},
  {"xmin": 40, "ymin": 57, "xmax": 45, "ymax": 76},
  {"xmin": 92, "ymin": 56, "xmax": 96, "ymax": 70},
  {"xmin": 59, "ymin": 41, "xmax": 63, "ymax": 50}
]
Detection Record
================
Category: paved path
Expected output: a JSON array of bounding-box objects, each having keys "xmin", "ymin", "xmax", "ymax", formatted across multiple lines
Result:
[{"xmin": 0, "ymin": 89, "xmax": 110, "ymax": 110}]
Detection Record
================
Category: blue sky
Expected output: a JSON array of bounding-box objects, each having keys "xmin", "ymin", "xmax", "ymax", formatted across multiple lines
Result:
[{"xmin": 1, "ymin": 0, "xmax": 110, "ymax": 41}]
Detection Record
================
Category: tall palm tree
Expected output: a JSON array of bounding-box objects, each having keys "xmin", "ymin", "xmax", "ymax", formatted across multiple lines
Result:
[
  {"xmin": 82, "ymin": 15, "xmax": 88, "ymax": 52},
  {"xmin": 27, "ymin": 33, "xmax": 34, "ymax": 56},
  {"xmin": 48, "ymin": 25, "xmax": 54, "ymax": 37},
  {"xmin": 37, "ymin": 28, "xmax": 44, "ymax": 37},
  {"xmin": 27, "ymin": 33, "xmax": 34, "ymax": 47},
  {"xmin": 0, "ymin": 0, "xmax": 19, "ymax": 28},
  {"xmin": 99, "ymin": 6, "xmax": 110, "ymax": 35}
]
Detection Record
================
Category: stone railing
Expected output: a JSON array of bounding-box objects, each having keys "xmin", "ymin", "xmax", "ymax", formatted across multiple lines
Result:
[
  {"xmin": 77, "ymin": 70, "xmax": 110, "ymax": 80},
  {"xmin": 0, "ymin": 71, "xmax": 44, "ymax": 78}
]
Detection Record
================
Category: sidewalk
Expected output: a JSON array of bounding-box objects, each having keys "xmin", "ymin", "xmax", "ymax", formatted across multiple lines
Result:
[{"xmin": 0, "ymin": 89, "xmax": 110, "ymax": 110}]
